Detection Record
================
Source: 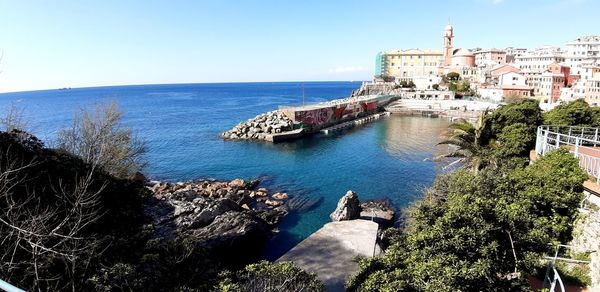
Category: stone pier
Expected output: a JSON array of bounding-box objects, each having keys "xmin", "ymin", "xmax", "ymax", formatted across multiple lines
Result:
[{"xmin": 277, "ymin": 219, "xmax": 380, "ymax": 292}]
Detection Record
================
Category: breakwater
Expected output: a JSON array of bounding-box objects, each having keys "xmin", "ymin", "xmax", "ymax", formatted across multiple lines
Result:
[{"xmin": 221, "ymin": 94, "xmax": 397, "ymax": 142}]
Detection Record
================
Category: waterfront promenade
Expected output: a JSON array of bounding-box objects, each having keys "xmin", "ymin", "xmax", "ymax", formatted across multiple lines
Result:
[
  {"xmin": 385, "ymin": 99, "xmax": 498, "ymax": 121},
  {"xmin": 277, "ymin": 219, "xmax": 380, "ymax": 292}
]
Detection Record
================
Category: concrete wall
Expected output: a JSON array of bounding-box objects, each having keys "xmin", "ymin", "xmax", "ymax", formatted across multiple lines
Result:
[{"xmin": 282, "ymin": 97, "xmax": 385, "ymax": 128}]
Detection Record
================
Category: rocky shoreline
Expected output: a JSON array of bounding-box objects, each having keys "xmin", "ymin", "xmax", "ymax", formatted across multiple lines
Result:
[
  {"xmin": 221, "ymin": 110, "xmax": 295, "ymax": 141},
  {"xmin": 143, "ymin": 178, "xmax": 290, "ymax": 260}
]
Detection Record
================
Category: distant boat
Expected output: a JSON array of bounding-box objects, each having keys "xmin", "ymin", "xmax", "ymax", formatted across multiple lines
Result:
[{"xmin": 58, "ymin": 87, "xmax": 71, "ymax": 90}]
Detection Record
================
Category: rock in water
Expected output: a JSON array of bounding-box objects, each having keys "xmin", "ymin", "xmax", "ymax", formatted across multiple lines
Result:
[
  {"xmin": 360, "ymin": 199, "xmax": 395, "ymax": 226},
  {"xmin": 330, "ymin": 190, "xmax": 361, "ymax": 221}
]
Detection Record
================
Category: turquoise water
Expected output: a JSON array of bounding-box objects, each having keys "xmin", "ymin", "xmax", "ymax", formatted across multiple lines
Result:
[{"xmin": 0, "ymin": 82, "xmax": 450, "ymax": 259}]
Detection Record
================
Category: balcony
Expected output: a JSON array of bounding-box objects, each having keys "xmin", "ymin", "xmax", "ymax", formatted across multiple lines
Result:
[{"xmin": 535, "ymin": 125, "xmax": 600, "ymax": 183}]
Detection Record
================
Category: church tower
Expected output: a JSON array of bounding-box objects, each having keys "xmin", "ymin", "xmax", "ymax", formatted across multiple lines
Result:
[{"xmin": 443, "ymin": 24, "xmax": 454, "ymax": 66}]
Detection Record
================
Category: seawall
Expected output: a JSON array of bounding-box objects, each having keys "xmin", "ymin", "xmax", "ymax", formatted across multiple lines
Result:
[{"xmin": 222, "ymin": 94, "xmax": 399, "ymax": 143}]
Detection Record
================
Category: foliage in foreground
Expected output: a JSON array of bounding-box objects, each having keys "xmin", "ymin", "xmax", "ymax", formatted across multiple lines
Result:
[
  {"xmin": 217, "ymin": 261, "xmax": 325, "ymax": 292},
  {"xmin": 0, "ymin": 130, "xmax": 147, "ymax": 290},
  {"xmin": 438, "ymin": 99, "xmax": 543, "ymax": 171},
  {"xmin": 543, "ymin": 99, "xmax": 600, "ymax": 127},
  {"xmin": 0, "ymin": 104, "xmax": 234, "ymax": 291},
  {"xmin": 347, "ymin": 149, "xmax": 587, "ymax": 291},
  {"xmin": 57, "ymin": 101, "xmax": 146, "ymax": 179}
]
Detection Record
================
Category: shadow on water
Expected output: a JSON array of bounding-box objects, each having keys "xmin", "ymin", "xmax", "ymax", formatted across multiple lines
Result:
[
  {"xmin": 261, "ymin": 211, "xmax": 305, "ymax": 261},
  {"xmin": 257, "ymin": 121, "xmax": 382, "ymax": 153}
]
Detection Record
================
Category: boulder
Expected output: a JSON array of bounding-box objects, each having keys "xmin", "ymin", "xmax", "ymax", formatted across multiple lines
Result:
[
  {"xmin": 330, "ymin": 190, "xmax": 361, "ymax": 221},
  {"xmin": 265, "ymin": 199, "xmax": 283, "ymax": 207},
  {"xmin": 272, "ymin": 192, "xmax": 289, "ymax": 200},
  {"xmin": 360, "ymin": 200, "xmax": 395, "ymax": 226},
  {"xmin": 228, "ymin": 178, "xmax": 246, "ymax": 188}
]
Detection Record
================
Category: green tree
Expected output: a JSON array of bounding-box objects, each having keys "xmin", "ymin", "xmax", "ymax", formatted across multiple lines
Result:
[
  {"xmin": 447, "ymin": 72, "xmax": 460, "ymax": 81},
  {"xmin": 456, "ymin": 80, "xmax": 470, "ymax": 92},
  {"xmin": 510, "ymin": 148, "xmax": 587, "ymax": 243},
  {"xmin": 544, "ymin": 99, "xmax": 598, "ymax": 126},
  {"xmin": 437, "ymin": 115, "xmax": 494, "ymax": 171},
  {"xmin": 495, "ymin": 123, "xmax": 536, "ymax": 159},
  {"xmin": 486, "ymin": 99, "xmax": 542, "ymax": 141},
  {"xmin": 348, "ymin": 150, "xmax": 587, "ymax": 292}
]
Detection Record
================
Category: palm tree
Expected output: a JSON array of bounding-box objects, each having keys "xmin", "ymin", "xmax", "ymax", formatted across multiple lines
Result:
[{"xmin": 437, "ymin": 113, "xmax": 495, "ymax": 171}]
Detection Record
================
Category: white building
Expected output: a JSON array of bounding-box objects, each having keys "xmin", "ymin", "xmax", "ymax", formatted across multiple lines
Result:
[
  {"xmin": 411, "ymin": 75, "xmax": 442, "ymax": 90},
  {"xmin": 498, "ymin": 72, "xmax": 527, "ymax": 87},
  {"xmin": 477, "ymin": 87, "xmax": 504, "ymax": 102},
  {"xmin": 505, "ymin": 47, "xmax": 528, "ymax": 63},
  {"xmin": 515, "ymin": 46, "xmax": 565, "ymax": 73},
  {"xmin": 473, "ymin": 49, "xmax": 507, "ymax": 67},
  {"xmin": 565, "ymin": 35, "xmax": 600, "ymax": 76}
]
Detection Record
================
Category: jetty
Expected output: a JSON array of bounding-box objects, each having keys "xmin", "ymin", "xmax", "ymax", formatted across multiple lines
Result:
[
  {"xmin": 277, "ymin": 219, "xmax": 380, "ymax": 292},
  {"xmin": 320, "ymin": 112, "xmax": 391, "ymax": 135},
  {"xmin": 221, "ymin": 94, "xmax": 397, "ymax": 143}
]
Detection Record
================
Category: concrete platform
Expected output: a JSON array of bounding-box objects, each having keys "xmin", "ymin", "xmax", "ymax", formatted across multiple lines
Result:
[{"xmin": 277, "ymin": 219, "xmax": 380, "ymax": 292}]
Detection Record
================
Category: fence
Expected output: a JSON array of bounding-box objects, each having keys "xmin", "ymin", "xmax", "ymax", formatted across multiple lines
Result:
[{"xmin": 535, "ymin": 125, "xmax": 600, "ymax": 183}]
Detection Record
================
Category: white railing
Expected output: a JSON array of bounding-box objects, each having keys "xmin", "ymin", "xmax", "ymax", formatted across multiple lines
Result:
[
  {"xmin": 0, "ymin": 279, "xmax": 25, "ymax": 292},
  {"xmin": 535, "ymin": 125, "xmax": 600, "ymax": 183}
]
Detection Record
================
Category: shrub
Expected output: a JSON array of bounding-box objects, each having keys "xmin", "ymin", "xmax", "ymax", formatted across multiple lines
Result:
[
  {"xmin": 218, "ymin": 261, "xmax": 325, "ymax": 292},
  {"xmin": 57, "ymin": 101, "xmax": 146, "ymax": 178}
]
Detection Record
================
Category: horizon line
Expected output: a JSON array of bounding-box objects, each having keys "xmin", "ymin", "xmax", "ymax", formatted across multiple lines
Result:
[{"xmin": 0, "ymin": 79, "xmax": 370, "ymax": 95}]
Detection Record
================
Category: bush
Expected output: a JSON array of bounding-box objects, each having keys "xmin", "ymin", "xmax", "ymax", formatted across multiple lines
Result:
[
  {"xmin": 57, "ymin": 101, "xmax": 146, "ymax": 178},
  {"xmin": 218, "ymin": 261, "xmax": 325, "ymax": 292},
  {"xmin": 0, "ymin": 130, "xmax": 146, "ymax": 291},
  {"xmin": 348, "ymin": 150, "xmax": 586, "ymax": 291},
  {"xmin": 544, "ymin": 99, "xmax": 600, "ymax": 127}
]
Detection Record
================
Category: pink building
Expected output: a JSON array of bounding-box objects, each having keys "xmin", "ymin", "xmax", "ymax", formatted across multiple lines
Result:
[{"xmin": 490, "ymin": 64, "xmax": 521, "ymax": 78}]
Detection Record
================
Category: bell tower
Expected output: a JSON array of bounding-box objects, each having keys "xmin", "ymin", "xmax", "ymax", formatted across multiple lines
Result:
[{"xmin": 443, "ymin": 23, "xmax": 454, "ymax": 66}]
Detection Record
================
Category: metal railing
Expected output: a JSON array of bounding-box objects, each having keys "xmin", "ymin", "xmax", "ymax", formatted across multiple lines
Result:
[
  {"xmin": 536, "ymin": 125, "xmax": 600, "ymax": 183},
  {"xmin": 0, "ymin": 279, "xmax": 25, "ymax": 292}
]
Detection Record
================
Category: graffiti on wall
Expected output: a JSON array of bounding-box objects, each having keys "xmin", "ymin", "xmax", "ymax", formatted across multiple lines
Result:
[
  {"xmin": 360, "ymin": 101, "xmax": 378, "ymax": 112},
  {"xmin": 295, "ymin": 107, "xmax": 335, "ymax": 126}
]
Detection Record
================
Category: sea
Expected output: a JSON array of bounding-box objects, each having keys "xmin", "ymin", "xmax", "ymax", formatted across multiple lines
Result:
[{"xmin": 0, "ymin": 81, "xmax": 451, "ymax": 259}]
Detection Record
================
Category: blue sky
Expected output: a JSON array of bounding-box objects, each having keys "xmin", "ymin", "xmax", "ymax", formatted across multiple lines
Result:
[{"xmin": 0, "ymin": 0, "xmax": 598, "ymax": 93}]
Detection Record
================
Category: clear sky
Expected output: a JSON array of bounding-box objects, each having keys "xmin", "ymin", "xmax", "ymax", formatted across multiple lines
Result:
[{"xmin": 0, "ymin": 0, "xmax": 598, "ymax": 93}]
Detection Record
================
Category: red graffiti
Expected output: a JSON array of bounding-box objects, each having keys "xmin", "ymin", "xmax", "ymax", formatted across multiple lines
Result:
[{"xmin": 295, "ymin": 107, "xmax": 334, "ymax": 126}]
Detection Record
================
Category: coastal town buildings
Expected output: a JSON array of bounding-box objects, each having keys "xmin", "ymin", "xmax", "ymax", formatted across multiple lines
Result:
[
  {"xmin": 374, "ymin": 25, "xmax": 600, "ymax": 107},
  {"xmin": 584, "ymin": 67, "xmax": 600, "ymax": 106},
  {"xmin": 376, "ymin": 24, "xmax": 478, "ymax": 83},
  {"xmin": 565, "ymin": 36, "xmax": 600, "ymax": 75},
  {"xmin": 515, "ymin": 47, "xmax": 565, "ymax": 72},
  {"xmin": 474, "ymin": 49, "xmax": 507, "ymax": 67},
  {"xmin": 375, "ymin": 49, "xmax": 443, "ymax": 80},
  {"xmin": 505, "ymin": 47, "xmax": 527, "ymax": 63}
]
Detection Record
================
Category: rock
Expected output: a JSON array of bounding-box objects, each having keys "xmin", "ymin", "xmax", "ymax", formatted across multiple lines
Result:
[
  {"xmin": 144, "ymin": 177, "xmax": 289, "ymax": 265},
  {"xmin": 330, "ymin": 190, "xmax": 361, "ymax": 221},
  {"xmin": 247, "ymin": 179, "xmax": 260, "ymax": 189},
  {"xmin": 228, "ymin": 179, "xmax": 246, "ymax": 188},
  {"xmin": 272, "ymin": 192, "xmax": 289, "ymax": 200},
  {"xmin": 265, "ymin": 199, "xmax": 283, "ymax": 207},
  {"xmin": 256, "ymin": 205, "xmax": 289, "ymax": 225},
  {"xmin": 191, "ymin": 211, "xmax": 272, "ymax": 260},
  {"xmin": 360, "ymin": 200, "xmax": 395, "ymax": 226},
  {"xmin": 257, "ymin": 187, "xmax": 268, "ymax": 193},
  {"xmin": 221, "ymin": 110, "xmax": 294, "ymax": 141}
]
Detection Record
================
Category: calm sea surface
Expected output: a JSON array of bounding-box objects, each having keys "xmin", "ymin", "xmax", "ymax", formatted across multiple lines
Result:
[{"xmin": 0, "ymin": 82, "xmax": 451, "ymax": 259}]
